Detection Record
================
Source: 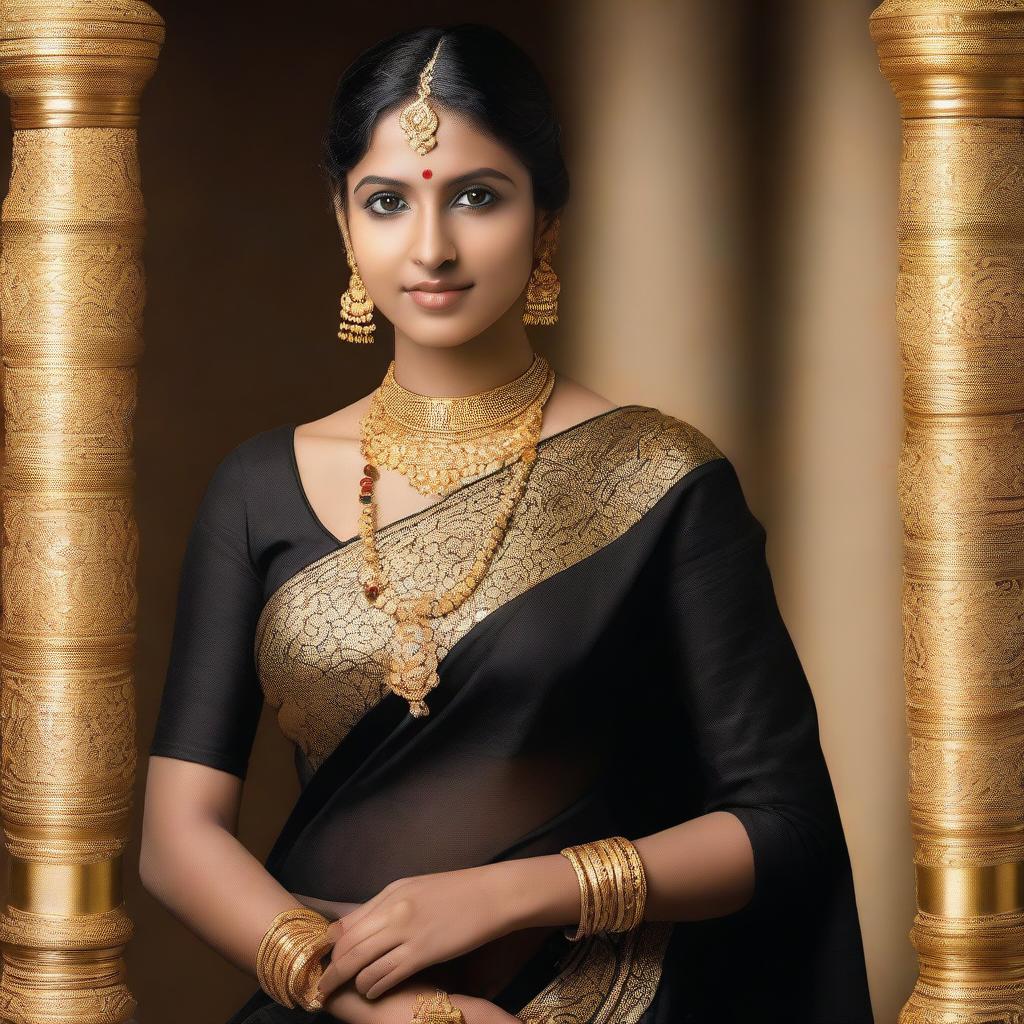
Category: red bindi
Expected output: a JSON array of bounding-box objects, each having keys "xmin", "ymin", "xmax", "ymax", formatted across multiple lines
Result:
[{"xmin": 422, "ymin": 168, "xmax": 433, "ymax": 179}]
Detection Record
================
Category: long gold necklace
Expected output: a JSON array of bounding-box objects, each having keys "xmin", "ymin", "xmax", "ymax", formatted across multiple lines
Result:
[
  {"xmin": 362, "ymin": 353, "xmax": 555, "ymax": 497},
  {"xmin": 357, "ymin": 357, "xmax": 556, "ymax": 717}
]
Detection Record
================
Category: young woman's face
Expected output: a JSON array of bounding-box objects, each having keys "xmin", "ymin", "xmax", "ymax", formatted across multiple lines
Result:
[{"xmin": 339, "ymin": 104, "xmax": 548, "ymax": 348}]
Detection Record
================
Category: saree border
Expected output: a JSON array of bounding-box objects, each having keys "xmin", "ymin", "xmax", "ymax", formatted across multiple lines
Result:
[
  {"xmin": 252, "ymin": 405, "xmax": 727, "ymax": 776},
  {"xmin": 515, "ymin": 921, "xmax": 675, "ymax": 1024}
]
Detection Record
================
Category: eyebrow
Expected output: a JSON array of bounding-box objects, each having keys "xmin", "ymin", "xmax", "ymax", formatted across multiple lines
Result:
[{"xmin": 353, "ymin": 166, "xmax": 516, "ymax": 194}]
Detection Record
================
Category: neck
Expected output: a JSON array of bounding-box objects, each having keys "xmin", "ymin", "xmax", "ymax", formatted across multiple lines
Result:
[{"xmin": 391, "ymin": 305, "xmax": 537, "ymax": 397}]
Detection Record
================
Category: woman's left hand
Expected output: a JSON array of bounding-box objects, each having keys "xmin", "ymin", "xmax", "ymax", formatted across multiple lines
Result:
[{"xmin": 315, "ymin": 863, "xmax": 523, "ymax": 1002}]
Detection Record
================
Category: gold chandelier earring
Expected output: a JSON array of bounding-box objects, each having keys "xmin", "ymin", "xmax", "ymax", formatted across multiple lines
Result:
[
  {"xmin": 523, "ymin": 215, "xmax": 561, "ymax": 326},
  {"xmin": 337, "ymin": 211, "xmax": 376, "ymax": 344}
]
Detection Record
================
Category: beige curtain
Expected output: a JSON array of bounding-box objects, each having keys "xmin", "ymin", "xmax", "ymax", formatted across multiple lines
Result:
[{"xmin": 563, "ymin": 2, "xmax": 911, "ymax": 1019}]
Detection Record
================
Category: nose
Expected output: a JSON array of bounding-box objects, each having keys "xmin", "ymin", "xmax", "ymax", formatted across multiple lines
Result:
[{"xmin": 412, "ymin": 201, "xmax": 457, "ymax": 270}]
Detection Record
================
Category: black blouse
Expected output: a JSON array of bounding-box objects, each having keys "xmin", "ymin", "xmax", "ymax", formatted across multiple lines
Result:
[{"xmin": 148, "ymin": 405, "xmax": 874, "ymax": 1023}]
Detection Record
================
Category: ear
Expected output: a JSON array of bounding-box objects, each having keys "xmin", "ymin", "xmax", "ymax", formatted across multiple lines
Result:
[
  {"xmin": 533, "ymin": 209, "xmax": 557, "ymax": 256},
  {"xmin": 333, "ymin": 192, "xmax": 354, "ymax": 253}
]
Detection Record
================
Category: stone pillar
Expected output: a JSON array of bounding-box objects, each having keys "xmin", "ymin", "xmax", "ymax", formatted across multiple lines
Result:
[
  {"xmin": 0, "ymin": 2, "xmax": 163, "ymax": 1020},
  {"xmin": 871, "ymin": 3, "xmax": 1024, "ymax": 1021}
]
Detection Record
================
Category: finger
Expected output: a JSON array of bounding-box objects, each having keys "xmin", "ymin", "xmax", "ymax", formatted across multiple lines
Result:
[
  {"xmin": 360, "ymin": 945, "xmax": 418, "ymax": 1000},
  {"xmin": 328, "ymin": 883, "xmax": 397, "ymax": 935},
  {"xmin": 326, "ymin": 908, "xmax": 390, "ymax": 967},
  {"xmin": 317, "ymin": 929, "xmax": 398, "ymax": 998}
]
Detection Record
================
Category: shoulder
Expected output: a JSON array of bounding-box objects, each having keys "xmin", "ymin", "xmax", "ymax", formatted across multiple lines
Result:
[
  {"xmin": 546, "ymin": 375, "xmax": 727, "ymax": 472},
  {"xmin": 193, "ymin": 397, "xmax": 369, "ymax": 520},
  {"xmin": 536, "ymin": 401, "xmax": 732, "ymax": 530},
  {"xmin": 196, "ymin": 423, "xmax": 294, "ymax": 519},
  {"xmin": 597, "ymin": 408, "xmax": 760, "ymax": 558},
  {"xmin": 597, "ymin": 403, "xmax": 729, "ymax": 481}
]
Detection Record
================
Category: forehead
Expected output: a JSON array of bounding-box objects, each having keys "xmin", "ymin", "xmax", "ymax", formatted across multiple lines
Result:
[{"xmin": 351, "ymin": 104, "xmax": 523, "ymax": 182}]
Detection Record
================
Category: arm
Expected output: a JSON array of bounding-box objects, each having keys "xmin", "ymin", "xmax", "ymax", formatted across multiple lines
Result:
[
  {"xmin": 141, "ymin": 447, "xmax": 358, "ymax": 1011},
  {"xmin": 141, "ymin": 759, "xmax": 519, "ymax": 1024},
  {"xmin": 140, "ymin": 755, "xmax": 318, "ymax": 974},
  {"xmin": 499, "ymin": 457, "xmax": 843, "ymax": 932},
  {"xmin": 496, "ymin": 814, "xmax": 754, "ymax": 932},
  {"xmin": 142, "ymin": 447, "xmax": 516, "ymax": 1022}
]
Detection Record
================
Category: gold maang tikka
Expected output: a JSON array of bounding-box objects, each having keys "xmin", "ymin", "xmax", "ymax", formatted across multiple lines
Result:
[{"xmin": 400, "ymin": 36, "xmax": 445, "ymax": 155}]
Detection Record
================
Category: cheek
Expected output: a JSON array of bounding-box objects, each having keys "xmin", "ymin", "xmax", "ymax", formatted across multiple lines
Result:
[
  {"xmin": 351, "ymin": 229, "xmax": 405, "ymax": 287},
  {"xmin": 464, "ymin": 215, "xmax": 535, "ymax": 291}
]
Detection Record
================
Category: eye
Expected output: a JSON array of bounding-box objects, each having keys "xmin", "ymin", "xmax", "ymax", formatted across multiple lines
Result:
[
  {"xmin": 453, "ymin": 186, "xmax": 498, "ymax": 210},
  {"xmin": 365, "ymin": 192, "xmax": 408, "ymax": 217},
  {"xmin": 363, "ymin": 186, "xmax": 500, "ymax": 218}
]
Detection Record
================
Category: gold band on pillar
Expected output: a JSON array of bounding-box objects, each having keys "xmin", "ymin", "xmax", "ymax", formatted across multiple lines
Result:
[
  {"xmin": 0, "ymin": 2, "xmax": 164, "ymax": 1022},
  {"xmin": 917, "ymin": 862, "xmax": 1024, "ymax": 918},
  {"xmin": 871, "ymin": 3, "xmax": 1024, "ymax": 1021},
  {"xmin": 7, "ymin": 859, "xmax": 121, "ymax": 916}
]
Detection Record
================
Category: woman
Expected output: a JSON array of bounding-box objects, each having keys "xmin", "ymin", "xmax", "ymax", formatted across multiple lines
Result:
[{"xmin": 141, "ymin": 23, "xmax": 874, "ymax": 1024}]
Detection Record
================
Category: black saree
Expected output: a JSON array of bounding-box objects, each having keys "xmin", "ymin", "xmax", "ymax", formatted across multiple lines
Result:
[{"xmin": 148, "ymin": 405, "xmax": 874, "ymax": 1024}]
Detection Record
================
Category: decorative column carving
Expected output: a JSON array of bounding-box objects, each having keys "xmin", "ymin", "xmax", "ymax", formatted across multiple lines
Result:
[
  {"xmin": 871, "ymin": 3, "xmax": 1024, "ymax": 1021},
  {"xmin": 0, "ymin": 2, "xmax": 163, "ymax": 1021}
]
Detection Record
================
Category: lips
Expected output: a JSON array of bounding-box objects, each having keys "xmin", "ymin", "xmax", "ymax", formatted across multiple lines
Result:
[
  {"xmin": 405, "ymin": 281, "xmax": 473, "ymax": 293},
  {"xmin": 405, "ymin": 283, "xmax": 473, "ymax": 310}
]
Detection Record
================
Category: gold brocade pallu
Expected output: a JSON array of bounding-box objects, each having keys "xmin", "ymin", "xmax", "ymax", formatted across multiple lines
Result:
[{"xmin": 150, "ymin": 406, "xmax": 873, "ymax": 1022}]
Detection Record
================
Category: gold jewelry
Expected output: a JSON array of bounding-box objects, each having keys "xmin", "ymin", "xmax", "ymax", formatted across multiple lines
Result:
[
  {"xmin": 337, "ymin": 215, "xmax": 376, "ymax": 344},
  {"xmin": 560, "ymin": 845, "xmax": 596, "ymax": 941},
  {"xmin": 523, "ymin": 216, "xmax": 561, "ymax": 326},
  {"xmin": 559, "ymin": 836, "xmax": 648, "ymax": 941},
  {"xmin": 608, "ymin": 834, "xmax": 648, "ymax": 932},
  {"xmin": 357, "ymin": 359, "xmax": 555, "ymax": 717},
  {"xmin": 400, "ymin": 38, "xmax": 445, "ymax": 156},
  {"xmin": 410, "ymin": 988, "xmax": 465, "ymax": 1023},
  {"xmin": 362, "ymin": 354, "xmax": 555, "ymax": 497},
  {"xmin": 255, "ymin": 906, "xmax": 333, "ymax": 1011}
]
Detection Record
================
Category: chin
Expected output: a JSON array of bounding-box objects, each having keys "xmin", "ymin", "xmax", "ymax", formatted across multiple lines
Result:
[{"xmin": 399, "ymin": 319, "xmax": 489, "ymax": 349}]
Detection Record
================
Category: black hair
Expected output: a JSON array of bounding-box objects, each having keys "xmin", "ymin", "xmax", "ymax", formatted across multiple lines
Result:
[{"xmin": 322, "ymin": 24, "xmax": 569, "ymax": 216}]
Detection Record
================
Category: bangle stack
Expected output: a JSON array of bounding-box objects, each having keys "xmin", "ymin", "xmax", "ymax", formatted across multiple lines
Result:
[
  {"xmin": 559, "ymin": 835, "xmax": 648, "ymax": 942},
  {"xmin": 410, "ymin": 988, "xmax": 465, "ymax": 1023},
  {"xmin": 255, "ymin": 906, "xmax": 333, "ymax": 1011}
]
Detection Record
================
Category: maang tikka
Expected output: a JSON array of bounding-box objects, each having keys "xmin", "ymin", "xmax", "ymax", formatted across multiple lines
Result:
[{"xmin": 399, "ymin": 35, "xmax": 444, "ymax": 156}]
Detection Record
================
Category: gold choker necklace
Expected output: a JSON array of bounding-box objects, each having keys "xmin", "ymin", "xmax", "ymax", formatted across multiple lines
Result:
[{"xmin": 361, "ymin": 354, "xmax": 555, "ymax": 497}]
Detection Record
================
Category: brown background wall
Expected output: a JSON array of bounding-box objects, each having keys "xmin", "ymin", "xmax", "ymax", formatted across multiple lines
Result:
[{"xmin": 0, "ymin": 2, "xmax": 909, "ymax": 1021}]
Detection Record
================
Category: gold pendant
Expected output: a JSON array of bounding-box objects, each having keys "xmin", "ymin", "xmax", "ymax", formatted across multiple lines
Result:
[{"xmin": 388, "ymin": 594, "xmax": 440, "ymax": 716}]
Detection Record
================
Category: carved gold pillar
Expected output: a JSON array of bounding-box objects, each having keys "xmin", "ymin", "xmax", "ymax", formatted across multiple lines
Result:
[
  {"xmin": 0, "ymin": 2, "xmax": 163, "ymax": 1021},
  {"xmin": 871, "ymin": 3, "xmax": 1024, "ymax": 1021}
]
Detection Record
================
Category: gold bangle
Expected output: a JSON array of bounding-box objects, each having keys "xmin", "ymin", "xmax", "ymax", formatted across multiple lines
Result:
[
  {"xmin": 578, "ymin": 838, "xmax": 615, "ymax": 932},
  {"xmin": 255, "ymin": 906, "xmax": 332, "ymax": 1010},
  {"xmin": 607, "ymin": 835, "xmax": 648, "ymax": 931},
  {"xmin": 592, "ymin": 838, "xmax": 628, "ymax": 932},
  {"xmin": 410, "ymin": 988, "xmax": 465, "ymax": 1023},
  {"xmin": 559, "ymin": 845, "xmax": 595, "ymax": 941},
  {"xmin": 559, "ymin": 836, "xmax": 649, "ymax": 940}
]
